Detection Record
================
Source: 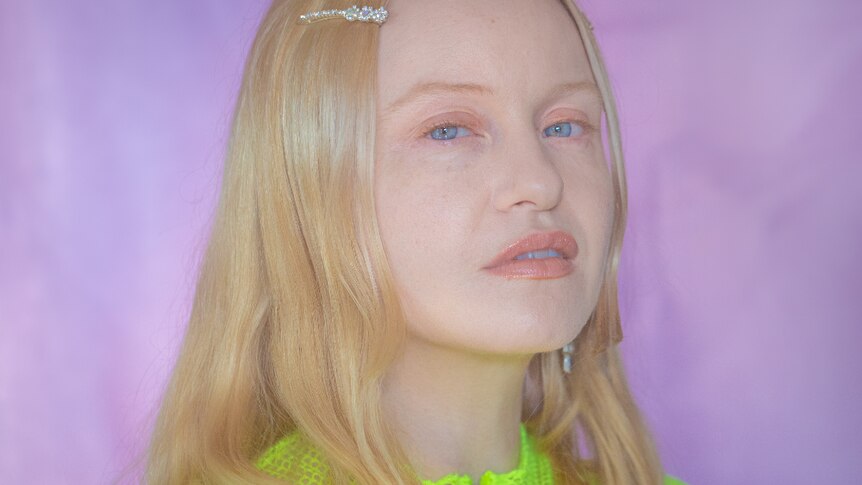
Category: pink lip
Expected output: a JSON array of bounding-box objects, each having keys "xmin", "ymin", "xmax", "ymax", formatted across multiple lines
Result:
[{"xmin": 482, "ymin": 230, "xmax": 578, "ymax": 280}]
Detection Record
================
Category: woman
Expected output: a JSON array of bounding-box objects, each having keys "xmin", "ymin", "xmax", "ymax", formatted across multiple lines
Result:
[{"xmin": 146, "ymin": 0, "xmax": 687, "ymax": 483}]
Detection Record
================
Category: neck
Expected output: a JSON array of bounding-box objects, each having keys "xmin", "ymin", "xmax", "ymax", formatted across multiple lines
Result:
[{"xmin": 381, "ymin": 335, "xmax": 533, "ymax": 483}]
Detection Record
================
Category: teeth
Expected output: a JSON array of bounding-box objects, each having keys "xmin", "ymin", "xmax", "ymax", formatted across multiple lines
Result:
[{"xmin": 514, "ymin": 249, "xmax": 563, "ymax": 260}]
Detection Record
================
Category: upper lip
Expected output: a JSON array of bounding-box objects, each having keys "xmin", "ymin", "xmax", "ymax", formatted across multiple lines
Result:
[{"xmin": 482, "ymin": 230, "xmax": 579, "ymax": 269}]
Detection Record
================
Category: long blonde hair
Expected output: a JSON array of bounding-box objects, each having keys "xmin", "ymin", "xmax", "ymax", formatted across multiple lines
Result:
[{"xmin": 145, "ymin": 0, "xmax": 665, "ymax": 483}]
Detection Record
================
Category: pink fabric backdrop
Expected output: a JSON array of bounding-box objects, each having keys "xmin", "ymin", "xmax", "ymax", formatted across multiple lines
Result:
[{"xmin": 1, "ymin": 0, "xmax": 860, "ymax": 483}]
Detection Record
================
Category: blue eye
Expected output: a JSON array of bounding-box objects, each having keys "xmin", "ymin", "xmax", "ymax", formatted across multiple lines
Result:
[
  {"xmin": 428, "ymin": 125, "xmax": 473, "ymax": 141},
  {"xmin": 543, "ymin": 122, "xmax": 583, "ymax": 138}
]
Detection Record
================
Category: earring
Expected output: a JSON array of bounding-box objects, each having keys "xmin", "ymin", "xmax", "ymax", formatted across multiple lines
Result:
[{"xmin": 561, "ymin": 341, "xmax": 574, "ymax": 374}]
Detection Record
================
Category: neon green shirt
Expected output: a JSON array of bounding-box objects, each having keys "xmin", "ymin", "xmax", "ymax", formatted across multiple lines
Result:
[{"xmin": 256, "ymin": 423, "xmax": 687, "ymax": 485}]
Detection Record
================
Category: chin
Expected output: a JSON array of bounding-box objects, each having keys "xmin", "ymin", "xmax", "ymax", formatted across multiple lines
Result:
[
  {"xmin": 402, "ymin": 292, "xmax": 594, "ymax": 355},
  {"xmin": 466, "ymin": 308, "xmax": 587, "ymax": 355}
]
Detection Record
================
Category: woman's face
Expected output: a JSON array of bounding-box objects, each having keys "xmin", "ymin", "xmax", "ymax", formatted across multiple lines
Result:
[{"xmin": 374, "ymin": 0, "xmax": 615, "ymax": 354}]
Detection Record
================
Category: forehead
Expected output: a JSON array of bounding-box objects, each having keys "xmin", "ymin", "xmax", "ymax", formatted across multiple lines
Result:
[{"xmin": 376, "ymin": 0, "xmax": 595, "ymax": 109}]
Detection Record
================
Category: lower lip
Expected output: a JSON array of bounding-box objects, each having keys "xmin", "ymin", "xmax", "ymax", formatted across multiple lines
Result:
[{"xmin": 484, "ymin": 257, "xmax": 574, "ymax": 280}]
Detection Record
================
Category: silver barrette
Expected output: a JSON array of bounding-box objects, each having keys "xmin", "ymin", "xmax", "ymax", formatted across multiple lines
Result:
[{"xmin": 298, "ymin": 5, "xmax": 389, "ymax": 25}]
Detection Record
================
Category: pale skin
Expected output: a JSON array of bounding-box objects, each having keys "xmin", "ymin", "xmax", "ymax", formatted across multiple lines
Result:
[{"xmin": 374, "ymin": 0, "xmax": 615, "ymax": 482}]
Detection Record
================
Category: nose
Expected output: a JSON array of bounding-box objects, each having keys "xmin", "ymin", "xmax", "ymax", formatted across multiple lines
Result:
[{"xmin": 491, "ymin": 129, "xmax": 564, "ymax": 213}]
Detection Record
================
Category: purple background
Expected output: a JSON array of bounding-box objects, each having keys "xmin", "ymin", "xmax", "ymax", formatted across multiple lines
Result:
[{"xmin": 1, "ymin": 0, "xmax": 860, "ymax": 483}]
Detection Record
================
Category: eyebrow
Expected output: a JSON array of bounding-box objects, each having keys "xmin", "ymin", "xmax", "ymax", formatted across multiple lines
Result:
[{"xmin": 381, "ymin": 80, "xmax": 602, "ymax": 118}]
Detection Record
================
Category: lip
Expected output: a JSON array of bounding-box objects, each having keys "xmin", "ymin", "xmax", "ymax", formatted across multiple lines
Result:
[{"xmin": 482, "ymin": 230, "xmax": 578, "ymax": 280}]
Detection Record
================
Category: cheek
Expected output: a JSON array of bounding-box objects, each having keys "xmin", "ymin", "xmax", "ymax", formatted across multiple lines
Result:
[
  {"xmin": 373, "ymin": 156, "xmax": 480, "ymax": 277},
  {"xmin": 373, "ymin": 158, "xmax": 485, "ymax": 336}
]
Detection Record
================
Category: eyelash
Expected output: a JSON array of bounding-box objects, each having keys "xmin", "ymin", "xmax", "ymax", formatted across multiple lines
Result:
[{"xmin": 422, "ymin": 119, "xmax": 596, "ymax": 141}]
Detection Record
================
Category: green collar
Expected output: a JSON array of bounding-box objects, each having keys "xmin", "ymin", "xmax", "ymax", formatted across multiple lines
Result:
[{"xmin": 256, "ymin": 422, "xmax": 555, "ymax": 484}]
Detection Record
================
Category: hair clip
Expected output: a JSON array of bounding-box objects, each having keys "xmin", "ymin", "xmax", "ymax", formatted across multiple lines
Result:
[{"xmin": 298, "ymin": 5, "xmax": 389, "ymax": 25}]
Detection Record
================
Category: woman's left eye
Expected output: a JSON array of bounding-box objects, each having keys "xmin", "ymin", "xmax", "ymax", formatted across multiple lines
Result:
[{"xmin": 543, "ymin": 121, "xmax": 584, "ymax": 138}]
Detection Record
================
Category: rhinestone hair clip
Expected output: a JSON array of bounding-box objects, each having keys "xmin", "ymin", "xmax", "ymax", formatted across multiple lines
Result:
[{"xmin": 298, "ymin": 5, "xmax": 389, "ymax": 25}]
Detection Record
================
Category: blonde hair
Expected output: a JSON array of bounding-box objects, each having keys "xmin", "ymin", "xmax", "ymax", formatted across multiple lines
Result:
[{"xmin": 145, "ymin": 0, "xmax": 665, "ymax": 483}]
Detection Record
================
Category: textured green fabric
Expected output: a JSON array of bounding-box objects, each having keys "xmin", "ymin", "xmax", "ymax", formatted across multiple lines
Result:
[
  {"xmin": 256, "ymin": 423, "xmax": 551, "ymax": 484},
  {"xmin": 255, "ymin": 423, "xmax": 687, "ymax": 485}
]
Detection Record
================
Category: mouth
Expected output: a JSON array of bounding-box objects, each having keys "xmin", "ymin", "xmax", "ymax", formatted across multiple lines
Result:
[
  {"xmin": 512, "ymin": 248, "xmax": 565, "ymax": 260},
  {"xmin": 482, "ymin": 230, "xmax": 578, "ymax": 280}
]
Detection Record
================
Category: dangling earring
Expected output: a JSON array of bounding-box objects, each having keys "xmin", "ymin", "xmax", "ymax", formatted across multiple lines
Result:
[{"xmin": 561, "ymin": 341, "xmax": 574, "ymax": 374}]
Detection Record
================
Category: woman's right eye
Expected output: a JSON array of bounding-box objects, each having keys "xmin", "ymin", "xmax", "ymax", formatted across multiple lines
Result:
[{"xmin": 425, "ymin": 124, "xmax": 474, "ymax": 141}]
